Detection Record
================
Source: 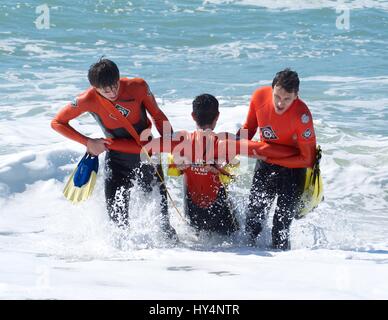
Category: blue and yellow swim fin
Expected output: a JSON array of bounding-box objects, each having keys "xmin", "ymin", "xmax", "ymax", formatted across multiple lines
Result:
[{"xmin": 63, "ymin": 153, "xmax": 99, "ymax": 203}]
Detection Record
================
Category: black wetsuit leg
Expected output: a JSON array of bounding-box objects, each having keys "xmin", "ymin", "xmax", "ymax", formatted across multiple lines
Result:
[
  {"xmin": 136, "ymin": 160, "xmax": 169, "ymax": 221},
  {"xmin": 246, "ymin": 160, "xmax": 305, "ymax": 250},
  {"xmin": 185, "ymin": 187, "xmax": 239, "ymax": 235},
  {"xmin": 104, "ymin": 151, "xmax": 171, "ymax": 232},
  {"xmin": 272, "ymin": 166, "xmax": 305, "ymax": 250},
  {"xmin": 104, "ymin": 151, "xmax": 136, "ymax": 227},
  {"xmin": 245, "ymin": 160, "xmax": 278, "ymax": 241}
]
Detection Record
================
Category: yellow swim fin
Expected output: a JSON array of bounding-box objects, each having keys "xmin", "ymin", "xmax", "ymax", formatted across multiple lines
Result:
[
  {"xmin": 63, "ymin": 153, "xmax": 99, "ymax": 203},
  {"xmin": 219, "ymin": 156, "xmax": 240, "ymax": 186},
  {"xmin": 166, "ymin": 153, "xmax": 183, "ymax": 177},
  {"xmin": 296, "ymin": 145, "xmax": 324, "ymax": 219}
]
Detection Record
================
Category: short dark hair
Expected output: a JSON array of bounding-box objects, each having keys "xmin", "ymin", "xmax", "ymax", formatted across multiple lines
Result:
[
  {"xmin": 88, "ymin": 57, "xmax": 120, "ymax": 88},
  {"xmin": 192, "ymin": 94, "xmax": 219, "ymax": 127},
  {"xmin": 272, "ymin": 68, "xmax": 300, "ymax": 94}
]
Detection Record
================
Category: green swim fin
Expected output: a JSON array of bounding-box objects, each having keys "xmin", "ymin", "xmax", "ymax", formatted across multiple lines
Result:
[{"xmin": 63, "ymin": 153, "xmax": 99, "ymax": 203}]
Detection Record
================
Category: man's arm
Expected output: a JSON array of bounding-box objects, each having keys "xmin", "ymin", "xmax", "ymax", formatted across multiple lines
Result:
[
  {"xmin": 216, "ymin": 139, "xmax": 299, "ymax": 163},
  {"xmin": 51, "ymin": 104, "xmax": 89, "ymax": 146},
  {"xmin": 107, "ymin": 130, "xmax": 190, "ymax": 155},
  {"xmin": 51, "ymin": 101, "xmax": 110, "ymax": 155},
  {"xmin": 265, "ymin": 142, "xmax": 316, "ymax": 168}
]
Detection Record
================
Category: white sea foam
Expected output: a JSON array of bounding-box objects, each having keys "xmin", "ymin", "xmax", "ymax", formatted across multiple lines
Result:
[
  {"xmin": 1, "ymin": 98, "xmax": 387, "ymax": 248},
  {"xmin": 1, "ymin": 94, "xmax": 388, "ymax": 298},
  {"xmin": 304, "ymin": 75, "xmax": 388, "ymax": 84},
  {"xmin": 204, "ymin": 0, "xmax": 388, "ymax": 11}
]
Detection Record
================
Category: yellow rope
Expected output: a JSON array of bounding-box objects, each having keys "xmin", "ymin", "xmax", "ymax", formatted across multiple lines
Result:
[{"xmin": 140, "ymin": 147, "xmax": 185, "ymax": 221}]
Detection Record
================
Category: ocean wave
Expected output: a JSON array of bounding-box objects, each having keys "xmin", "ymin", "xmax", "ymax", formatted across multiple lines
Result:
[
  {"xmin": 1, "ymin": 100, "xmax": 388, "ymax": 250},
  {"xmin": 204, "ymin": 0, "xmax": 388, "ymax": 11},
  {"xmin": 304, "ymin": 75, "xmax": 388, "ymax": 84}
]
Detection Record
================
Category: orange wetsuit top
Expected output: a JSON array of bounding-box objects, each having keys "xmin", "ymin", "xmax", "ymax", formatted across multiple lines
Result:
[
  {"xmin": 183, "ymin": 163, "xmax": 224, "ymax": 208},
  {"xmin": 141, "ymin": 129, "xmax": 299, "ymax": 164},
  {"xmin": 101, "ymin": 126, "xmax": 299, "ymax": 162},
  {"xmin": 240, "ymin": 86, "xmax": 316, "ymax": 168},
  {"xmin": 168, "ymin": 130, "xmax": 299, "ymax": 207},
  {"xmin": 51, "ymin": 78, "xmax": 172, "ymax": 153}
]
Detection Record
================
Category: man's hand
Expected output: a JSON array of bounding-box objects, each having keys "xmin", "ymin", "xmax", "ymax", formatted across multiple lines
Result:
[
  {"xmin": 86, "ymin": 138, "xmax": 111, "ymax": 156},
  {"xmin": 250, "ymin": 148, "xmax": 267, "ymax": 161}
]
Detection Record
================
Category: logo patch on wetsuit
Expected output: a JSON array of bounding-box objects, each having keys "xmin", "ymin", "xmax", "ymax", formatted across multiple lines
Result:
[
  {"xmin": 115, "ymin": 104, "xmax": 130, "ymax": 118},
  {"xmin": 302, "ymin": 128, "xmax": 312, "ymax": 139},
  {"xmin": 260, "ymin": 126, "xmax": 278, "ymax": 140},
  {"xmin": 70, "ymin": 98, "xmax": 78, "ymax": 107},
  {"xmin": 301, "ymin": 113, "xmax": 310, "ymax": 124}
]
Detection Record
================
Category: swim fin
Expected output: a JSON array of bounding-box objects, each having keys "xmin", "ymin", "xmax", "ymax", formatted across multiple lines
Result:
[
  {"xmin": 296, "ymin": 145, "xmax": 324, "ymax": 219},
  {"xmin": 63, "ymin": 153, "xmax": 99, "ymax": 203}
]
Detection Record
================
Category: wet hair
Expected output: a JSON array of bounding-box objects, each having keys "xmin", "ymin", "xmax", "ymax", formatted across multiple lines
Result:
[
  {"xmin": 272, "ymin": 68, "xmax": 300, "ymax": 94},
  {"xmin": 192, "ymin": 94, "xmax": 219, "ymax": 127},
  {"xmin": 88, "ymin": 57, "xmax": 120, "ymax": 89}
]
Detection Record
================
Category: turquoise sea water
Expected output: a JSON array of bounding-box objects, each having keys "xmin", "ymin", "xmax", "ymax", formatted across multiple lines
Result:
[
  {"xmin": 1, "ymin": 1, "xmax": 388, "ymax": 113},
  {"xmin": 1, "ymin": 1, "xmax": 388, "ymax": 249}
]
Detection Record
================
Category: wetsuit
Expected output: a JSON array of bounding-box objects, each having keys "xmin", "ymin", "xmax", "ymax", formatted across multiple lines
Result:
[
  {"xmin": 167, "ymin": 131, "xmax": 238, "ymax": 235},
  {"xmin": 167, "ymin": 130, "xmax": 299, "ymax": 235},
  {"xmin": 172, "ymin": 162, "xmax": 238, "ymax": 235},
  {"xmin": 51, "ymin": 78, "xmax": 174, "ymax": 233},
  {"xmin": 239, "ymin": 86, "xmax": 316, "ymax": 250}
]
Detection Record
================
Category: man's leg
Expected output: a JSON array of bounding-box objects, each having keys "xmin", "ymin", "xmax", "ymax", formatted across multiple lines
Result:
[
  {"xmin": 246, "ymin": 161, "xmax": 277, "ymax": 246},
  {"xmin": 272, "ymin": 168, "xmax": 306, "ymax": 250},
  {"xmin": 209, "ymin": 187, "xmax": 239, "ymax": 236},
  {"xmin": 183, "ymin": 186, "xmax": 238, "ymax": 236},
  {"xmin": 104, "ymin": 153, "xmax": 134, "ymax": 228},
  {"xmin": 137, "ymin": 161, "xmax": 178, "ymax": 242},
  {"xmin": 184, "ymin": 194, "xmax": 208, "ymax": 233}
]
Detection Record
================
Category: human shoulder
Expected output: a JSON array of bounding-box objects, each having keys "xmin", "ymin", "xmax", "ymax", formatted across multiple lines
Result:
[
  {"xmin": 71, "ymin": 87, "xmax": 97, "ymax": 109},
  {"xmin": 120, "ymin": 77, "xmax": 153, "ymax": 98},
  {"xmin": 171, "ymin": 130, "xmax": 191, "ymax": 140},
  {"xmin": 251, "ymin": 86, "xmax": 272, "ymax": 109},
  {"xmin": 294, "ymin": 97, "xmax": 313, "ymax": 119},
  {"xmin": 215, "ymin": 131, "xmax": 236, "ymax": 141},
  {"xmin": 252, "ymin": 86, "xmax": 272, "ymax": 98},
  {"xmin": 121, "ymin": 77, "xmax": 149, "ymax": 90},
  {"xmin": 292, "ymin": 98, "xmax": 316, "ymax": 141}
]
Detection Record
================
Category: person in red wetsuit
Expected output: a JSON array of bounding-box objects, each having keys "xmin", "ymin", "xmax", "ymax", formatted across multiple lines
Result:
[
  {"xmin": 51, "ymin": 58, "xmax": 177, "ymax": 242},
  {"xmin": 157, "ymin": 94, "xmax": 299, "ymax": 236},
  {"xmin": 167, "ymin": 94, "xmax": 239, "ymax": 235},
  {"xmin": 238, "ymin": 68, "xmax": 317, "ymax": 250}
]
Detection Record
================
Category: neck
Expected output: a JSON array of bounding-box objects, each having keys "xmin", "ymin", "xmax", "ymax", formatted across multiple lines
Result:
[{"xmin": 197, "ymin": 125, "xmax": 213, "ymax": 131}]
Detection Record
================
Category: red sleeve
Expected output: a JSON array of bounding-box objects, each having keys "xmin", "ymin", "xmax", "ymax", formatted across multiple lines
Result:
[
  {"xmin": 105, "ymin": 130, "xmax": 191, "ymax": 157},
  {"xmin": 245, "ymin": 140, "xmax": 299, "ymax": 158},
  {"xmin": 266, "ymin": 107, "xmax": 316, "ymax": 168},
  {"xmin": 215, "ymin": 139, "xmax": 298, "ymax": 162},
  {"xmin": 107, "ymin": 132, "xmax": 301, "ymax": 162},
  {"xmin": 51, "ymin": 103, "xmax": 89, "ymax": 146},
  {"xmin": 141, "ymin": 130, "xmax": 191, "ymax": 155},
  {"xmin": 141, "ymin": 80, "xmax": 173, "ymax": 137},
  {"xmin": 266, "ymin": 142, "xmax": 316, "ymax": 168}
]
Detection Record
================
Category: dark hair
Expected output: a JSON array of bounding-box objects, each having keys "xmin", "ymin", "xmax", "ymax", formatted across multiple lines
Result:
[
  {"xmin": 192, "ymin": 94, "xmax": 219, "ymax": 127},
  {"xmin": 272, "ymin": 68, "xmax": 300, "ymax": 94},
  {"xmin": 88, "ymin": 57, "xmax": 120, "ymax": 88}
]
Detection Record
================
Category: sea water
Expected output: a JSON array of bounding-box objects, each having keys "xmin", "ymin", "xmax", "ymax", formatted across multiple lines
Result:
[{"xmin": 1, "ymin": 1, "xmax": 388, "ymax": 257}]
